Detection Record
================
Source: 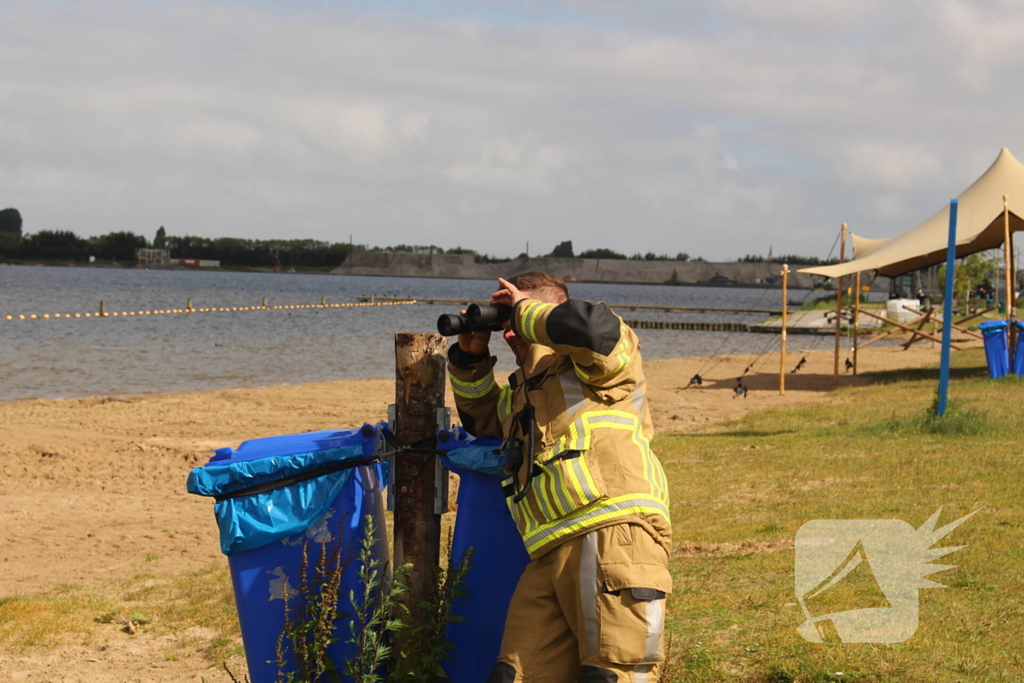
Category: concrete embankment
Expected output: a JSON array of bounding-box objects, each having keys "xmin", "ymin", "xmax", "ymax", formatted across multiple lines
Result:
[{"xmin": 331, "ymin": 253, "xmax": 884, "ymax": 290}]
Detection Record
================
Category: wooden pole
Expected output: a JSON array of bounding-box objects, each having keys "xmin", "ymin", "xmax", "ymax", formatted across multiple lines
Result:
[
  {"xmin": 1005, "ymin": 195, "xmax": 1012, "ymax": 322},
  {"xmin": 834, "ymin": 223, "xmax": 847, "ymax": 388},
  {"xmin": 393, "ymin": 333, "xmax": 446, "ymax": 612},
  {"xmin": 1005, "ymin": 195, "xmax": 1018, "ymax": 361},
  {"xmin": 780, "ymin": 264, "xmax": 789, "ymax": 396},
  {"xmin": 857, "ymin": 307, "xmax": 963, "ymax": 348},
  {"xmin": 853, "ymin": 271, "xmax": 861, "ymax": 375},
  {"xmin": 856, "ymin": 329, "xmax": 898, "ymax": 350}
]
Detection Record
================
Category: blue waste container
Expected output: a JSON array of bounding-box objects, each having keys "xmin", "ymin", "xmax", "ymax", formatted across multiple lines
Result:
[
  {"xmin": 1014, "ymin": 322, "xmax": 1024, "ymax": 376},
  {"xmin": 187, "ymin": 425, "xmax": 389, "ymax": 683},
  {"xmin": 438, "ymin": 429, "xmax": 530, "ymax": 683},
  {"xmin": 979, "ymin": 320, "xmax": 1011, "ymax": 379}
]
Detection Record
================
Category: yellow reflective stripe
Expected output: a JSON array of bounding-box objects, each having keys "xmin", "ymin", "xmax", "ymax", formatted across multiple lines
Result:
[
  {"xmin": 569, "ymin": 457, "xmax": 600, "ymax": 503},
  {"xmin": 573, "ymin": 362, "xmax": 592, "ymax": 383},
  {"xmin": 612, "ymin": 328, "xmax": 631, "ymax": 373},
  {"xmin": 567, "ymin": 419, "xmax": 582, "ymax": 451},
  {"xmin": 522, "ymin": 494, "xmax": 671, "ymax": 554},
  {"xmin": 549, "ymin": 461, "xmax": 574, "ymax": 516},
  {"xmin": 652, "ymin": 458, "xmax": 670, "ymax": 508},
  {"xmin": 497, "ymin": 386, "xmax": 513, "ymax": 419},
  {"xmin": 450, "ymin": 371, "xmax": 496, "ymax": 398},
  {"xmin": 522, "ymin": 301, "xmax": 553, "ymax": 342},
  {"xmin": 533, "ymin": 464, "xmax": 559, "ymax": 522},
  {"xmin": 507, "ymin": 409, "xmax": 671, "ymax": 550},
  {"xmin": 518, "ymin": 301, "xmax": 542, "ymax": 341},
  {"xmin": 503, "ymin": 477, "xmax": 522, "ymax": 529},
  {"xmin": 542, "ymin": 466, "xmax": 566, "ymax": 517},
  {"xmin": 584, "ymin": 410, "xmax": 665, "ymax": 503},
  {"xmin": 564, "ymin": 457, "xmax": 589, "ymax": 506},
  {"xmin": 522, "ymin": 499, "xmax": 542, "ymax": 534}
]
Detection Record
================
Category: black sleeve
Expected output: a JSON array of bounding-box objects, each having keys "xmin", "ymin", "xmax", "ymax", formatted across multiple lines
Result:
[
  {"xmin": 448, "ymin": 343, "xmax": 489, "ymax": 370},
  {"xmin": 545, "ymin": 300, "xmax": 621, "ymax": 356}
]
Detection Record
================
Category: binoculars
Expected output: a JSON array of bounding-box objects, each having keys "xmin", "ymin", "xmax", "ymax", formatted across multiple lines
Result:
[{"xmin": 437, "ymin": 303, "xmax": 512, "ymax": 336}]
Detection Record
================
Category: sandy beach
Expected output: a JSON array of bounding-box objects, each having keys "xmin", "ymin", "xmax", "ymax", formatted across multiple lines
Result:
[{"xmin": 0, "ymin": 340, "xmax": 971, "ymax": 681}]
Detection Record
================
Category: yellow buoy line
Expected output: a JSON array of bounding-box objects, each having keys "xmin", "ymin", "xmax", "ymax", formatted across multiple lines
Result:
[{"xmin": 3, "ymin": 299, "xmax": 418, "ymax": 322}]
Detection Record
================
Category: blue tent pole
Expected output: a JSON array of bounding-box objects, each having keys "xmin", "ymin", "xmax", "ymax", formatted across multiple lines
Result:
[{"xmin": 937, "ymin": 199, "xmax": 959, "ymax": 416}]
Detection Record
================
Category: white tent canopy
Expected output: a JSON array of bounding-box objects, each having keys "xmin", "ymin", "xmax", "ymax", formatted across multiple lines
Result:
[{"xmin": 801, "ymin": 148, "xmax": 1024, "ymax": 279}]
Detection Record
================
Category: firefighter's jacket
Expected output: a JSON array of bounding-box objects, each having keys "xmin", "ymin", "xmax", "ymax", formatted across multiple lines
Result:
[{"xmin": 448, "ymin": 297, "xmax": 671, "ymax": 559}]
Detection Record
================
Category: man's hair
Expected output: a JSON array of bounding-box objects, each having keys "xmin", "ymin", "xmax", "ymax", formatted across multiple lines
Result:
[{"xmin": 507, "ymin": 272, "xmax": 569, "ymax": 304}]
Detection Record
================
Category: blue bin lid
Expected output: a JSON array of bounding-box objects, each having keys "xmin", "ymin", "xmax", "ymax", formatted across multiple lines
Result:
[
  {"xmin": 979, "ymin": 320, "xmax": 1009, "ymax": 331},
  {"xmin": 207, "ymin": 426, "xmax": 378, "ymax": 465}
]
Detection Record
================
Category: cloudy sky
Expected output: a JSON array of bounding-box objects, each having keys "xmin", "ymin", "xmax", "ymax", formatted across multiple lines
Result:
[{"xmin": 3, "ymin": 0, "xmax": 1023, "ymax": 260}]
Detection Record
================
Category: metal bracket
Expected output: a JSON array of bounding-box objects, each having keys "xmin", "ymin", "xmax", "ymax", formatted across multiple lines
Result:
[
  {"xmin": 384, "ymin": 404, "xmax": 450, "ymax": 515},
  {"xmin": 385, "ymin": 405, "xmax": 448, "ymax": 511},
  {"xmin": 386, "ymin": 404, "xmax": 397, "ymax": 511},
  {"xmin": 434, "ymin": 407, "xmax": 451, "ymax": 515}
]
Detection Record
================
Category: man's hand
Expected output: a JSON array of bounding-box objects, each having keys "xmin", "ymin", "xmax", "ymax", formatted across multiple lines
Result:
[
  {"xmin": 458, "ymin": 308, "xmax": 491, "ymax": 356},
  {"xmin": 491, "ymin": 277, "xmax": 529, "ymax": 308}
]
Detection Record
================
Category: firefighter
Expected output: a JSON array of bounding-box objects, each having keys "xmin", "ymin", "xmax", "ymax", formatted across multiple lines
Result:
[{"xmin": 447, "ymin": 272, "xmax": 672, "ymax": 683}]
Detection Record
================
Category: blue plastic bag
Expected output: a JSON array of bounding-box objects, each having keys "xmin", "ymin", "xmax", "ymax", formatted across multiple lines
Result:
[
  {"xmin": 186, "ymin": 424, "xmax": 383, "ymax": 554},
  {"xmin": 438, "ymin": 426, "xmax": 507, "ymax": 478}
]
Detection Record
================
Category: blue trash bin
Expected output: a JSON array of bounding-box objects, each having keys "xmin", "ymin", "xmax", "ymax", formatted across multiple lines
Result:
[
  {"xmin": 1014, "ymin": 322, "xmax": 1024, "ymax": 376},
  {"xmin": 979, "ymin": 320, "xmax": 1011, "ymax": 379},
  {"xmin": 187, "ymin": 425, "xmax": 389, "ymax": 683},
  {"xmin": 438, "ymin": 428, "xmax": 530, "ymax": 683}
]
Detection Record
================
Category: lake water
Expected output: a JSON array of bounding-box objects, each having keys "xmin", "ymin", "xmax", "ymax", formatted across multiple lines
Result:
[{"xmin": 0, "ymin": 266, "xmax": 818, "ymax": 402}]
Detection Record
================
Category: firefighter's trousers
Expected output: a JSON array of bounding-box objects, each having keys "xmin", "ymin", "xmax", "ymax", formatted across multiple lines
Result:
[{"xmin": 487, "ymin": 523, "xmax": 670, "ymax": 682}]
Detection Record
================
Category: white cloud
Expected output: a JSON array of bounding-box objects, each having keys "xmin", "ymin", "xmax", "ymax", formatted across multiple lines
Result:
[
  {"xmin": 3, "ymin": 0, "xmax": 1024, "ymax": 258},
  {"xmin": 835, "ymin": 142, "xmax": 945, "ymax": 191}
]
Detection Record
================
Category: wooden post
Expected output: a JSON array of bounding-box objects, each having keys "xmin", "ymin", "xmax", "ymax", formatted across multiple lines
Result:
[
  {"xmin": 187, "ymin": 297, "xmax": 194, "ymax": 312},
  {"xmin": 853, "ymin": 271, "xmax": 861, "ymax": 375},
  {"xmin": 834, "ymin": 224, "xmax": 847, "ymax": 388},
  {"xmin": 262, "ymin": 296, "xmax": 268, "ymax": 309},
  {"xmin": 1005, "ymin": 195, "xmax": 1012, "ymax": 322},
  {"xmin": 1005, "ymin": 195, "xmax": 1018, "ymax": 360},
  {"xmin": 99, "ymin": 300, "xmax": 106, "ymax": 317},
  {"xmin": 780, "ymin": 264, "xmax": 789, "ymax": 396},
  {"xmin": 393, "ymin": 333, "xmax": 446, "ymax": 612}
]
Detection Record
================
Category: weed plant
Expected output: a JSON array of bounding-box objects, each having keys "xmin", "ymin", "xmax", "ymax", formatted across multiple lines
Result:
[
  {"xmin": 274, "ymin": 513, "xmax": 357, "ymax": 683},
  {"xmin": 387, "ymin": 539, "xmax": 473, "ymax": 682},
  {"xmin": 342, "ymin": 518, "xmax": 473, "ymax": 683},
  {"xmin": 343, "ymin": 516, "xmax": 408, "ymax": 683}
]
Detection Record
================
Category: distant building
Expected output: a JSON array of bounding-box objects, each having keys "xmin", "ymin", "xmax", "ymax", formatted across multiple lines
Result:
[{"xmin": 136, "ymin": 248, "xmax": 171, "ymax": 267}]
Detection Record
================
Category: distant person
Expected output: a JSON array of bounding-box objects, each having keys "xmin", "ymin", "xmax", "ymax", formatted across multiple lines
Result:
[{"xmin": 449, "ymin": 272, "xmax": 672, "ymax": 682}]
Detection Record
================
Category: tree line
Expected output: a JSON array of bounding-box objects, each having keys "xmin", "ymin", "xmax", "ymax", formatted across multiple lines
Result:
[{"xmin": 0, "ymin": 207, "xmax": 831, "ymax": 267}]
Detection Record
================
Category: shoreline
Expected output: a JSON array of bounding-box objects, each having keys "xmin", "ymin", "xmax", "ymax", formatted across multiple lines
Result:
[
  {"xmin": 0, "ymin": 337, "xmax": 961, "ymax": 407},
  {"xmin": 2, "ymin": 259, "xmax": 851, "ymax": 290}
]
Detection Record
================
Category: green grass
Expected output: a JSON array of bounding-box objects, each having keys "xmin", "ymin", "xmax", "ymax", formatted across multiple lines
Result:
[
  {"xmin": 658, "ymin": 348, "xmax": 1024, "ymax": 682},
  {"xmin": 0, "ymin": 563, "xmax": 242, "ymax": 661}
]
